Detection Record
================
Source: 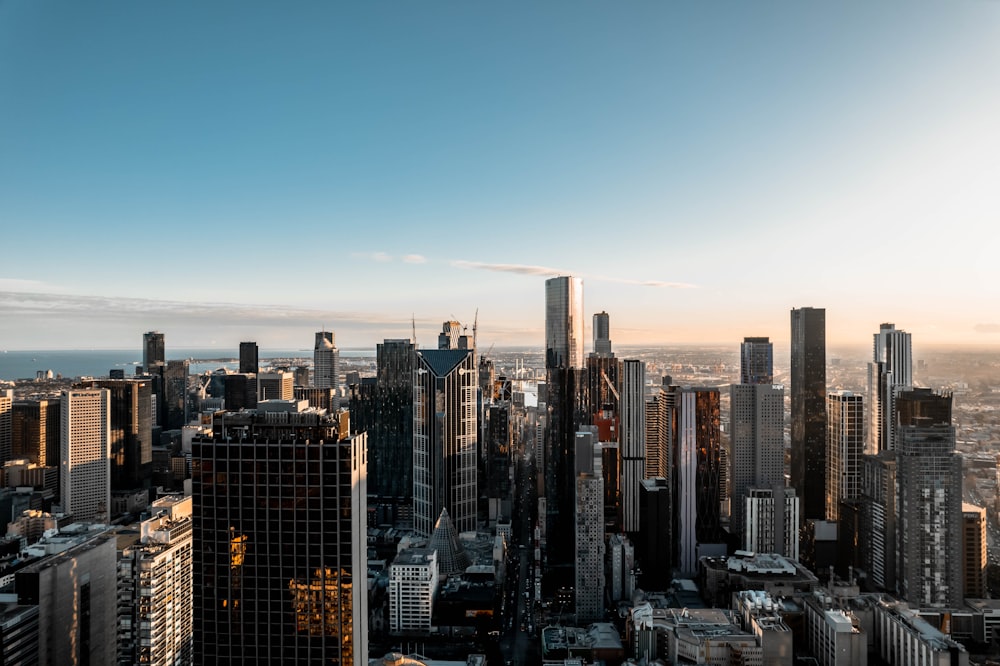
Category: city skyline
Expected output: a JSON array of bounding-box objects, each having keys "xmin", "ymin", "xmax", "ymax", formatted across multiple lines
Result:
[{"xmin": 3, "ymin": 2, "xmax": 999, "ymax": 350}]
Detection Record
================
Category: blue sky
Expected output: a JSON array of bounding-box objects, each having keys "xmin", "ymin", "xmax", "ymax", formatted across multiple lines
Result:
[{"xmin": 2, "ymin": 1, "xmax": 998, "ymax": 350}]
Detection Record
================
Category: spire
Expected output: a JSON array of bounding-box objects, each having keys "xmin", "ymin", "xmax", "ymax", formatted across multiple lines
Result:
[{"xmin": 428, "ymin": 508, "xmax": 470, "ymax": 578}]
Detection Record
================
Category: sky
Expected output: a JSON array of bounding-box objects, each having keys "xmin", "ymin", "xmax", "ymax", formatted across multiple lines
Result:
[{"xmin": 1, "ymin": 1, "xmax": 999, "ymax": 351}]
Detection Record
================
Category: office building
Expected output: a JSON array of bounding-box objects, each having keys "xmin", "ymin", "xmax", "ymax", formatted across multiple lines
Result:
[
  {"xmin": 223, "ymin": 373, "xmax": 256, "ymax": 411},
  {"xmin": 192, "ymin": 408, "xmax": 368, "ymax": 665},
  {"xmin": 729, "ymin": 340, "xmax": 784, "ymax": 543},
  {"xmin": 388, "ymin": 548, "xmax": 439, "ymax": 634},
  {"xmin": 644, "ymin": 387, "xmax": 669, "ymax": 480},
  {"xmin": 962, "ymin": 503, "xmax": 987, "ymax": 599},
  {"xmin": 740, "ymin": 336, "xmax": 774, "ymax": 385},
  {"xmin": 895, "ymin": 389, "xmax": 962, "ymax": 608},
  {"xmin": 791, "ymin": 307, "xmax": 827, "ymax": 523},
  {"xmin": 0, "ymin": 391, "xmax": 10, "ymax": 463},
  {"xmin": 620, "ymin": 360, "xmax": 645, "ymax": 533},
  {"xmin": 437, "ymin": 321, "xmax": 472, "ymax": 350},
  {"xmin": 861, "ymin": 451, "xmax": 897, "ymax": 593},
  {"xmin": 637, "ymin": 477, "xmax": 671, "ymax": 590},
  {"xmin": 163, "ymin": 360, "xmax": 189, "ymax": 430},
  {"xmin": 593, "ymin": 311, "xmax": 612, "ymax": 358},
  {"xmin": 413, "ymin": 344, "xmax": 478, "ymax": 537},
  {"xmin": 12, "ymin": 398, "xmax": 60, "ymax": 467},
  {"xmin": 0, "ymin": 601, "xmax": 39, "ymax": 666},
  {"xmin": 238, "ymin": 341, "xmax": 259, "ymax": 374},
  {"xmin": 607, "ymin": 534, "xmax": 635, "ymax": 603},
  {"xmin": 16, "ymin": 529, "xmax": 118, "ymax": 666},
  {"xmin": 117, "ymin": 495, "xmax": 194, "ymax": 666},
  {"xmin": 825, "ymin": 391, "xmax": 864, "ymax": 522},
  {"xmin": 672, "ymin": 386, "xmax": 724, "ymax": 575},
  {"xmin": 370, "ymin": 339, "xmax": 415, "ymax": 501},
  {"xmin": 873, "ymin": 601, "xmax": 969, "ymax": 665},
  {"xmin": 60, "ymin": 389, "xmax": 110, "ymax": 521},
  {"xmin": 256, "ymin": 371, "xmax": 293, "ymax": 401},
  {"xmin": 574, "ymin": 431, "xmax": 605, "ymax": 623},
  {"xmin": 143, "ymin": 331, "xmax": 165, "ymax": 373},
  {"xmin": 867, "ymin": 323, "xmax": 912, "ymax": 454},
  {"xmin": 313, "ymin": 331, "xmax": 339, "ymax": 389},
  {"xmin": 87, "ymin": 378, "xmax": 153, "ymax": 491},
  {"xmin": 744, "ymin": 488, "xmax": 800, "ymax": 560},
  {"xmin": 544, "ymin": 276, "xmax": 584, "ymax": 570}
]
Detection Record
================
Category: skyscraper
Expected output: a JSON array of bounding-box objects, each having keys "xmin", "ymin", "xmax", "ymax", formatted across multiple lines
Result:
[
  {"xmin": 867, "ymin": 323, "xmax": 912, "ymax": 454},
  {"xmin": 413, "ymin": 345, "xmax": 478, "ymax": 537},
  {"xmin": 593, "ymin": 311, "xmax": 612, "ymax": 358},
  {"xmin": 117, "ymin": 495, "xmax": 194, "ymax": 666},
  {"xmin": 239, "ymin": 341, "xmax": 259, "ymax": 374},
  {"xmin": 729, "ymin": 337, "xmax": 784, "ymax": 546},
  {"xmin": 88, "ymin": 378, "xmax": 153, "ymax": 491},
  {"xmin": 740, "ymin": 336, "xmax": 774, "ymax": 385},
  {"xmin": 895, "ymin": 388, "xmax": 962, "ymax": 608},
  {"xmin": 574, "ymin": 431, "xmax": 605, "ymax": 623},
  {"xmin": 861, "ymin": 451, "xmax": 897, "ymax": 592},
  {"xmin": 313, "ymin": 330, "xmax": 339, "ymax": 389},
  {"xmin": 620, "ymin": 359, "xmax": 646, "ymax": 533},
  {"xmin": 543, "ymin": 276, "xmax": 585, "ymax": 570},
  {"xmin": 12, "ymin": 397, "xmax": 60, "ymax": 467},
  {"xmin": 192, "ymin": 409, "xmax": 368, "ymax": 665},
  {"xmin": 368, "ymin": 339, "xmax": 415, "ymax": 501},
  {"xmin": 790, "ymin": 307, "xmax": 827, "ymax": 523},
  {"xmin": 0, "ymin": 390, "xmax": 11, "ymax": 463},
  {"xmin": 163, "ymin": 360, "xmax": 189, "ymax": 430},
  {"xmin": 143, "ymin": 331, "xmax": 165, "ymax": 373},
  {"xmin": 672, "ymin": 386, "xmax": 724, "ymax": 575},
  {"xmin": 962, "ymin": 503, "xmax": 987, "ymax": 599},
  {"xmin": 60, "ymin": 388, "xmax": 110, "ymax": 521},
  {"xmin": 826, "ymin": 391, "xmax": 864, "ymax": 522}
]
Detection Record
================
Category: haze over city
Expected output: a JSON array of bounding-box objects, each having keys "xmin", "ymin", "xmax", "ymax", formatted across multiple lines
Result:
[{"xmin": 2, "ymin": 2, "xmax": 999, "ymax": 350}]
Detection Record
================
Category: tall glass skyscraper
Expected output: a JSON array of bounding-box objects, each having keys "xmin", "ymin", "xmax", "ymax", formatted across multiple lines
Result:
[
  {"xmin": 867, "ymin": 323, "xmax": 912, "ymax": 454},
  {"xmin": 192, "ymin": 410, "xmax": 368, "ymax": 665},
  {"xmin": 790, "ymin": 307, "xmax": 827, "ymax": 523},
  {"xmin": 825, "ymin": 391, "xmax": 864, "ymax": 522},
  {"xmin": 543, "ymin": 276, "xmax": 585, "ymax": 570},
  {"xmin": 143, "ymin": 331, "xmax": 165, "ymax": 372},
  {"xmin": 313, "ymin": 331, "xmax": 339, "ymax": 390}
]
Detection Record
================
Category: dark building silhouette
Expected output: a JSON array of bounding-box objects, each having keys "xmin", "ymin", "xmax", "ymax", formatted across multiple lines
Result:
[
  {"xmin": 223, "ymin": 374, "xmax": 257, "ymax": 411},
  {"xmin": 192, "ymin": 409, "xmax": 368, "ymax": 665},
  {"xmin": 790, "ymin": 307, "xmax": 827, "ymax": 523},
  {"xmin": 87, "ymin": 378, "xmax": 153, "ymax": 491},
  {"xmin": 638, "ymin": 477, "xmax": 672, "ymax": 589},
  {"xmin": 163, "ymin": 360, "xmax": 189, "ymax": 430},
  {"xmin": 143, "ymin": 331, "xmax": 165, "ymax": 373},
  {"xmin": 238, "ymin": 342, "xmax": 259, "ymax": 374}
]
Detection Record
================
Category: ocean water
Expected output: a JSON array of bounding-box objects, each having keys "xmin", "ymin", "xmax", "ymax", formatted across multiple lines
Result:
[{"xmin": 0, "ymin": 349, "xmax": 374, "ymax": 381}]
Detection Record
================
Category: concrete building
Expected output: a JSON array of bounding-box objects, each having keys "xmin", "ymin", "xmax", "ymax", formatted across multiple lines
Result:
[
  {"xmin": 0, "ymin": 597, "xmax": 39, "ymax": 665},
  {"xmin": 117, "ymin": 495, "xmax": 193, "ymax": 666},
  {"xmin": 895, "ymin": 389, "xmax": 962, "ymax": 608},
  {"xmin": 803, "ymin": 594, "xmax": 867, "ymax": 666},
  {"xmin": 15, "ymin": 527, "xmax": 118, "ymax": 666},
  {"xmin": 0, "ymin": 391, "xmax": 10, "ymax": 463},
  {"xmin": 734, "ymin": 591, "xmax": 793, "ymax": 666},
  {"xmin": 861, "ymin": 451, "xmax": 896, "ymax": 593},
  {"xmin": 60, "ymin": 388, "xmax": 110, "ymax": 521},
  {"xmin": 607, "ymin": 533, "xmax": 635, "ymax": 603},
  {"xmin": 873, "ymin": 600, "xmax": 968, "ymax": 666},
  {"xmin": 256, "ymin": 371, "xmax": 293, "ymax": 401},
  {"xmin": 744, "ymin": 488, "xmax": 799, "ymax": 560},
  {"xmin": 574, "ymin": 431, "xmax": 604, "ymax": 623},
  {"xmin": 389, "ymin": 548, "xmax": 439, "ymax": 634}
]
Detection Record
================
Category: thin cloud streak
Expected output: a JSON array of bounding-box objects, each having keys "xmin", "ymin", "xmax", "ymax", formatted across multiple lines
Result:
[
  {"xmin": 403, "ymin": 254, "xmax": 427, "ymax": 264},
  {"xmin": 451, "ymin": 260, "xmax": 697, "ymax": 288}
]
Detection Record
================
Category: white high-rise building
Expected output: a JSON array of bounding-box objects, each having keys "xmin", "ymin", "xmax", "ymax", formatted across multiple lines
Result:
[
  {"xmin": 621, "ymin": 359, "xmax": 646, "ymax": 533},
  {"xmin": 117, "ymin": 495, "xmax": 194, "ymax": 666},
  {"xmin": 388, "ymin": 548, "xmax": 439, "ymax": 633},
  {"xmin": 744, "ymin": 488, "xmax": 800, "ymax": 560},
  {"xmin": 867, "ymin": 323, "xmax": 912, "ymax": 454},
  {"xmin": 60, "ymin": 389, "xmax": 110, "ymax": 521},
  {"xmin": 574, "ymin": 430, "xmax": 605, "ymax": 623},
  {"xmin": 313, "ymin": 330, "xmax": 340, "ymax": 389}
]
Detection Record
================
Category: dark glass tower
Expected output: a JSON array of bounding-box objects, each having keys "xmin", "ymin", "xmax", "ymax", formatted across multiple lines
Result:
[
  {"xmin": 88, "ymin": 378, "xmax": 153, "ymax": 490},
  {"xmin": 543, "ymin": 276, "xmax": 584, "ymax": 571},
  {"xmin": 238, "ymin": 342, "xmax": 259, "ymax": 374},
  {"xmin": 739, "ymin": 336, "xmax": 774, "ymax": 385},
  {"xmin": 192, "ymin": 410, "xmax": 368, "ymax": 665},
  {"xmin": 790, "ymin": 307, "xmax": 826, "ymax": 523},
  {"xmin": 143, "ymin": 331, "xmax": 165, "ymax": 372}
]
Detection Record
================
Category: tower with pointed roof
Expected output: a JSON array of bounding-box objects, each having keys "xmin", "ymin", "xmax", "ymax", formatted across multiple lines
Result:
[{"xmin": 413, "ymin": 336, "xmax": 478, "ymax": 537}]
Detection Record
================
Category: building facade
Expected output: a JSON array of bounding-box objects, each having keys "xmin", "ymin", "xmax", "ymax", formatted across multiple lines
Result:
[
  {"xmin": 867, "ymin": 323, "xmax": 912, "ymax": 454},
  {"xmin": 413, "ymin": 348, "xmax": 478, "ymax": 537},
  {"xmin": 60, "ymin": 388, "xmax": 110, "ymax": 521},
  {"xmin": 791, "ymin": 307, "xmax": 827, "ymax": 523},
  {"xmin": 313, "ymin": 331, "xmax": 339, "ymax": 390},
  {"xmin": 825, "ymin": 391, "xmax": 864, "ymax": 522},
  {"xmin": 620, "ymin": 360, "xmax": 645, "ymax": 534}
]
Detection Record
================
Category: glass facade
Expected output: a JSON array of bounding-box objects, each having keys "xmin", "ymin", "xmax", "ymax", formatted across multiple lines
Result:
[{"xmin": 790, "ymin": 307, "xmax": 827, "ymax": 523}]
